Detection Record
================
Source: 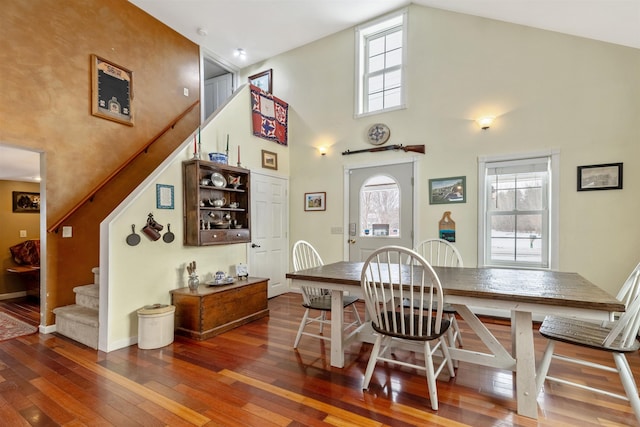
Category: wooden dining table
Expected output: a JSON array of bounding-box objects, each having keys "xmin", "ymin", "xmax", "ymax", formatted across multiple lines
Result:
[{"xmin": 286, "ymin": 261, "xmax": 624, "ymax": 419}]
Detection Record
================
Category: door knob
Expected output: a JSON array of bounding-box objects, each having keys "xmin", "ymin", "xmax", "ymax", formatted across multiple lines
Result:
[
  {"xmin": 348, "ymin": 239, "xmax": 356, "ymax": 244},
  {"xmin": 251, "ymin": 243, "xmax": 261, "ymax": 248}
]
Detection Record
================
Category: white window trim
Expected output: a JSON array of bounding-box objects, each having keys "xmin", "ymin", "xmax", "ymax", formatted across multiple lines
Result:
[
  {"xmin": 477, "ymin": 150, "xmax": 560, "ymax": 270},
  {"xmin": 354, "ymin": 8, "xmax": 407, "ymax": 118}
]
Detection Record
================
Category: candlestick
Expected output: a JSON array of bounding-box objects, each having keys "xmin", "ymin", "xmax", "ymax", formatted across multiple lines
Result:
[
  {"xmin": 193, "ymin": 134, "xmax": 198, "ymax": 159},
  {"xmin": 225, "ymin": 134, "xmax": 229, "ymax": 164},
  {"xmin": 237, "ymin": 145, "xmax": 241, "ymax": 167},
  {"xmin": 198, "ymin": 127, "xmax": 202, "ymax": 159}
]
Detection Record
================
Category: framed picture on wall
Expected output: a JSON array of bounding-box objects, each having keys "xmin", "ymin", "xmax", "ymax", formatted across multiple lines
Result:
[
  {"xmin": 304, "ymin": 192, "xmax": 326, "ymax": 211},
  {"xmin": 577, "ymin": 163, "xmax": 623, "ymax": 191},
  {"xmin": 12, "ymin": 191, "xmax": 40, "ymax": 213},
  {"xmin": 156, "ymin": 184, "xmax": 174, "ymax": 209},
  {"xmin": 429, "ymin": 176, "xmax": 466, "ymax": 204},
  {"xmin": 261, "ymin": 150, "xmax": 278, "ymax": 170},
  {"xmin": 248, "ymin": 69, "xmax": 272, "ymax": 94},
  {"xmin": 91, "ymin": 54, "xmax": 134, "ymax": 126}
]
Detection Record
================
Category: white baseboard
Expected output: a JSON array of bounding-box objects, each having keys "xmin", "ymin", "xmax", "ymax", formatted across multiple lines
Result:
[
  {"xmin": 39, "ymin": 324, "xmax": 56, "ymax": 334},
  {"xmin": 0, "ymin": 291, "xmax": 27, "ymax": 300},
  {"xmin": 103, "ymin": 336, "xmax": 138, "ymax": 352}
]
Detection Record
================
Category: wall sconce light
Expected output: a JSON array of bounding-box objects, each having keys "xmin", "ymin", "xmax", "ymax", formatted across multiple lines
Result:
[
  {"xmin": 318, "ymin": 147, "xmax": 327, "ymax": 156},
  {"xmin": 476, "ymin": 116, "xmax": 495, "ymax": 130}
]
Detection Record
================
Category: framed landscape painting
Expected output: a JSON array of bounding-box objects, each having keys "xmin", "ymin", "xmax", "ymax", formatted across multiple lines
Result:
[
  {"xmin": 577, "ymin": 163, "xmax": 622, "ymax": 191},
  {"xmin": 429, "ymin": 176, "xmax": 466, "ymax": 204}
]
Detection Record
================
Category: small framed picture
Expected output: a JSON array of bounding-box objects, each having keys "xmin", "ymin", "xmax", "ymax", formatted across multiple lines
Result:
[
  {"xmin": 429, "ymin": 176, "xmax": 466, "ymax": 204},
  {"xmin": 261, "ymin": 150, "xmax": 278, "ymax": 170},
  {"xmin": 304, "ymin": 192, "xmax": 326, "ymax": 211},
  {"xmin": 577, "ymin": 163, "xmax": 623, "ymax": 191},
  {"xmin": 156, "ymin": 184, "xmax": 174, "ymax": 209},
  {"xmin": 12, "ymin": 191, "xmax": 40, "ymax": 213},
  {"xmin": 248, "ymin": 69, "xmax": 273, "ymax": 93},
  {"xmin": 91, "ymin": 54, "xmax": 134, "ymax": 126}
]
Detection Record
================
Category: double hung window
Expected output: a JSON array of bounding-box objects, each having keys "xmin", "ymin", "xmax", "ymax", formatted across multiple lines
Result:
[
  {"xmin": 478, "ymin": 152, "xmax": 559, "ymax": 269},
  {"xmin": 355, "ymin": 9, "xmax": 406, "ymax": 116}
]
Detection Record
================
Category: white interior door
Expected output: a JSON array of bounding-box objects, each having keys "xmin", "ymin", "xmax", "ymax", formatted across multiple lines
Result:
[
  {"xmin": 204, "ymin": 73, "xmax": 233, "ymax": 119},
  {"xmin": 249, "ymin": 173, "xmax": 289, "ymax": 297},
  {"xmin": 347, "ymin": 161, "xmax": 415, "ymax": 261}
]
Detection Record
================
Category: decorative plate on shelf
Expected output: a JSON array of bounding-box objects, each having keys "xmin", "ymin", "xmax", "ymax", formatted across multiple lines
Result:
[
  {"xmin": 210, "ymin": 172, "xmax": 227, "ymax": 188},
  {"xmin": 367, "ymin": 123, "xmax": 390, "ymax": 145}
]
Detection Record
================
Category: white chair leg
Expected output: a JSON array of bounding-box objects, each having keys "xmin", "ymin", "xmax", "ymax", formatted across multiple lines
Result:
[
  {"xmin": 536, "ymin": 340, "xmax": 556, "ymax": 394},
  {"xmin": 363, "ymin": 335, "xmax": 383, "ymax": 390},
  {"xmin": 439, "ymin": 336, "xmax": 455, "ymax": 378},
  {"xmin": 294, "ymin": 308, "xmax": 310, "ymax": 348},
  {"xmin": 351, "ymin": 304, "xmax": 362, "ymax": 325},
  {"xmin": 423, "ymin": 341, "xmax": 439, "ymax": 411},
  {"xmin": 446, "ymin": 323, "xmax": 456, "ymax": 348},
  {"xmin": 614, "ymin": 353, "xmax": 640, "ymax": 424},
  {"xmin": 319, "ymin": 311, "xmax": 326, "ymax": 334},
  {"xmin": 450, "ymin": 314, "xmax": 463, "ymax": 347}
]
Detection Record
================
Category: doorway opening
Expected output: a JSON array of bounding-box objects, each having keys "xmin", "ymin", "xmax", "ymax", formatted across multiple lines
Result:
[
  {"xmin": 202, "ymin": 51, "xmax": 238, "ymax": 122},
  {"xmin": 0, "ymin": 144, "xmax": 44, "ymax": 330}
]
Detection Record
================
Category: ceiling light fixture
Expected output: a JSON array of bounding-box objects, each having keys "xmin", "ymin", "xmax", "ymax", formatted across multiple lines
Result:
[
  {"xmin": 196, "ymin": 28, "xmax": 208, "ymax": 37},
  {"xmin": 476, "ymin": 116, "xmax": 495, "ymax": 130},
  {"xmin": 234, "ymin": 48, "xmax": 246, "ymax": 59}
]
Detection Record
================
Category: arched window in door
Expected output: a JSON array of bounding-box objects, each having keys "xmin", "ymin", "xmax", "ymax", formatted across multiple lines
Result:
[{"xmin": 359, "ymin": 174, "xmax": 400, "ymax": 237}]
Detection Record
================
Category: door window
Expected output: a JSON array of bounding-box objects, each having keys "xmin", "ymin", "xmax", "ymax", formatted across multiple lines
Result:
[{"xmin": 359, "ymin": 174, "xmax": 400, "ymax": 237}]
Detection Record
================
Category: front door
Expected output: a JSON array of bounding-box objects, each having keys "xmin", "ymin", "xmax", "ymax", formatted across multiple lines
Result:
[
  {"xmin": 249, "ymin": 172, "xmax": 289, "ymax": 297},
  {"xmin": 347, "ymin": 162, "xmax": 414, "ymax": 261}
]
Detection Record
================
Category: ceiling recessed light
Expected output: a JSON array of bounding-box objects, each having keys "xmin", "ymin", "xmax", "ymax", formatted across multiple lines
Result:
[{"xmin": 197, "ymin": 28, "xmax": 208, "ymax": 36}]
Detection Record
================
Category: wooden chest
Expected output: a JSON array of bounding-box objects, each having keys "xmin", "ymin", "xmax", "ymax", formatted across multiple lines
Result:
[{"xmin": 170, "ymin": 277, "xmax": 269, "ymax": 340}]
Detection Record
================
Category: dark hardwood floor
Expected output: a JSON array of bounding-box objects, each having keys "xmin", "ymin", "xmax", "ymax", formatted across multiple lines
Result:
[
  {"xmin": 0, "ymin": 296, "xmax": 40, "ymax": 325},
  {"xmin": 0, "ymin": 293, "xmax": 637, "ymax": 426}
]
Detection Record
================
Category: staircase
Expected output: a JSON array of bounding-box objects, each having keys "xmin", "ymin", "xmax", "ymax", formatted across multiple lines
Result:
[{"xmin": 52, "ymin": 268, "xmax": 100, "ymax": 349}]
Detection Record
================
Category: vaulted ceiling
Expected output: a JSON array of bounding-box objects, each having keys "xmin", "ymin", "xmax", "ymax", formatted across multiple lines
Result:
[
  {"xmin": 4, "ymin": 0, "xmax": 639, "ymax": 182},
  {"xmin": 130, "ymin": 0, "xmax": 640, "ymax": 69}
]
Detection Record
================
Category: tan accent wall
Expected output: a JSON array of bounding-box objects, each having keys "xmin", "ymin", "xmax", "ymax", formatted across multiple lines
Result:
[
  {"xmin": 1, "ymin": 0, "xmax": 201, "ymax": 324},
  {"xmin": 0, "ymin": 181, "xmax": 41, "ymax": 294}
]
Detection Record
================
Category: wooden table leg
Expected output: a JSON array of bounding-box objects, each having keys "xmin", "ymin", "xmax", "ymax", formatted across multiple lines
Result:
[
  {"xmin": 330, "ymin": 289, "xmax": 345, "ymax": 368},
  {"xmin": 513, "ymin": 310, "xmax": 538, "ymax": 419}
]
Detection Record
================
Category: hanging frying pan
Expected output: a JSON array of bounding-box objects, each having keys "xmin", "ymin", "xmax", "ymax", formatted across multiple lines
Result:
[
  {"xmin": 163, "ymin": 224, "xmax": 175, "ymax": 243},
  {"xmin": 126, "ymin": 224, "xmax": 141, "ymax": 246}
]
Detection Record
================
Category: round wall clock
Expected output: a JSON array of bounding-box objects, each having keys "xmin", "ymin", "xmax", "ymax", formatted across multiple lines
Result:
[{"xmin": 367, "ymin": 123, "xmax": 391, "ymax": 145}]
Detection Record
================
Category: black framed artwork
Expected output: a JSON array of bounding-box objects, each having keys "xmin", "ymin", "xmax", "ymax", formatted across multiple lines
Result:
[
  {"xmin": 577, "ymin": 163, "xmax": 623, "ymax": 191},
  {"xmin": 12, "ymin": 191, "xmax": 40, "ymax": 213}
]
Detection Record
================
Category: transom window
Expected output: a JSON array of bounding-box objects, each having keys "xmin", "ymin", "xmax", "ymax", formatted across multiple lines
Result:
[
  {"xmin": 355, "ymin": 9, "xmax": 407, "ymax": 117},
  {"xmin": 360, "ymin": 175, "xmax": 400, "ymax": 237}
]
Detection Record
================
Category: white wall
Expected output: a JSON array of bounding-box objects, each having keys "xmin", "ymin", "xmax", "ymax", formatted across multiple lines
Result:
[
  {"xmin": 241, "ymin": 4, "xmax": 640, "ymax": 296},
  {"xmin": 104, "ymin": 85, "xmax": 291, "ymax": 350},
  {"xmin": 104, "ymin": 5, "xmax": 640, "ymax": 350}
]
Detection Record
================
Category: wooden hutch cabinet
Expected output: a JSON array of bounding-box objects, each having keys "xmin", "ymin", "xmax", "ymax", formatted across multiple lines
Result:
[{"xmin": 182, "ymin": 159, "xmax": 251, "ymax": 246}]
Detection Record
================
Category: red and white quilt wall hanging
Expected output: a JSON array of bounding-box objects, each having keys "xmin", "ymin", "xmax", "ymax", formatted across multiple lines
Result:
[{"xmin": 250, "ymin": 84, "xmax": 288, "ymax": 146}]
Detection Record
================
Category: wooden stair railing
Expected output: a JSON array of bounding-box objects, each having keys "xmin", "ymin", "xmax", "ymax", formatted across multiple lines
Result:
[{"xmin": 48, "ymin": 100, "xmax": 199, "ymax": 233}]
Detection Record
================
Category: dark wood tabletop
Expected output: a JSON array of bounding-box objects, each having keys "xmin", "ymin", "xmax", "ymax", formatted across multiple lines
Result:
[{"xmin": 286, "ymin": 261, "xmax": 624, "ymax": 312}]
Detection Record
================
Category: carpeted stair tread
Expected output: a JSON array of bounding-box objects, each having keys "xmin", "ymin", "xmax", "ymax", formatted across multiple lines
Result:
[
  {"xmin": 53, "ymin": 305, "xmax": 98, "ymax": 327},
  {"xmin": 73, "ymin": 284, "xmax": 99, "ymax": 297}
]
